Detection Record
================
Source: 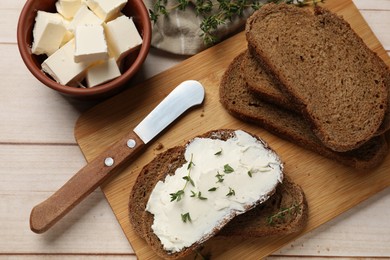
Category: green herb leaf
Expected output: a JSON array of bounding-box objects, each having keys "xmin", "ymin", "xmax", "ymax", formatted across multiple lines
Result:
[
  {"xmin": 224, "ymin": 164, "xmax": 234, "ymax": 173},
  {"xmin": 187, "ymin": 154, "xmax": 195, "ymax": 170},
  {"xmin": 181, "ymin": 212, "xmax": 192, "ymax": 223},
  {"xmin": 267, "ymin": 203, "xmax": 300, "ymax": 226},
  {"xmin": 183, "ymin": 175, "xmax": 195, "ymax": 187},
  {"xmin": 214, "ymin": 148, "xmax": 223, "ymax": 156},
  {"xmin": 170, "ymin": 154, "xmax": 195, "ymax": 202},
  {"xmin": 198, "ymin": 191, "xmax": 207, "ymax": 200},
  {"xmin": 247, "ymin": 170, "xmax": 253, "ymax": 178},
  {"xmin": 170, "ymin": 190, "xmax": 185, "ymax": 202},
  {"xmin": 215, "ymin": 172, "xmax": 224, "ymax": 183},
  {"xmin": 190, "ymin": 191, "xmax": 208, "ymax": 200},
  {"xmin": 226, "ymin": 187, "xmax": 235, "ymax": 197},
  {"xmin": 208, "ymin": 187, "xmax": 218, "ymax": 192}
]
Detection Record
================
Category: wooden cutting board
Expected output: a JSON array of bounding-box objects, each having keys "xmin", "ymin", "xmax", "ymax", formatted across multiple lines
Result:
[{"xmin": 74, "ymin": 0, "xmax": 390, "ymax": 259}]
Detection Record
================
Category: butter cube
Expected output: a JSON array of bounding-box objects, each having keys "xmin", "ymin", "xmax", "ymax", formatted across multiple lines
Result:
[
  {"xmin": 42, "ymin": 39, "xmax": 91, "ymax": 85},
  {"xmin": 31, "ymin": 11, "xmax": 68, "ymax": 56},
  {"xmin": 56, "ymin": 0, "xmax": 82, "ymax": 19},
  {"xmin": 86, "ymin": 0, "xmax": 127, "ymax": 22},
  {"xmin": 86, "ymin": 58, "xmax": 121, "ymax": 87},
  {"xmin": 60, "ymin": 30, "xmax": 74, "ymax": 47},
  {"xmin": 104, "ymin": 16, "xmax": 142, "ymax": 62},
  {"xmin": 74, "ymin": 24, "xmax": 108, "ymax": 63},
  {"xmin": 68, "ymin": 4, "xmax": 103, "ymax": 33}
]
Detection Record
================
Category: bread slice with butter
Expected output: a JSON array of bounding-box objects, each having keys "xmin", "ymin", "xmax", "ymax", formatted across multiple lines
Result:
[
  {"xmin": 129, "ymin": 129, "xmax": 298, "ymax": 259},
  {"xmin": 219, "ymin": 52, "xmax": 388, "ymax": 169},
  {"xmin": 246, "ymin": 3, "xmax": 389, "ymax": 152}
]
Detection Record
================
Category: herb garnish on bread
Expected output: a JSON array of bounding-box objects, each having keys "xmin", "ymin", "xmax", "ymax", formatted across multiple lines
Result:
[{"xmin": 129, "ymin": 129, "xmax": 306, "ymax": 259}]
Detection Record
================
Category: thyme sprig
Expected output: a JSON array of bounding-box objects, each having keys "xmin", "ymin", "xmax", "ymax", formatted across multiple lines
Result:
[
  {"xmin": 215, "ymin": 171, "xmax": 224, "ymax": 183},
  {"xmin": 267, "ymin": 203, "xmax": 300, "ymax": 225},
  {"xmin": 226, "ymin": 187, "xmax": 236, "ymax": 197},
  {"xmin": 247, "ymin": 163, "xmax": 274, "ymax": 177},
  {"xmin": 149, "ymin": 0, "xmax": 325, "ymax": 46},
  {"xmin": 214, "ymin": 148, "xmax": 223, "ymax": 156},
  {"xmin": 191, "ymin": 190, "xmax": 208, "ymax": 200},
  {"xmin": 223, "ymin": 164, "xmax": 234, "ymax": 173},
  {"xmin": 170, "ymin": 154, "xmax": 196, "ymax": 202},
  {"xmin": 181, "ymin": 212, "xmax": 192, "ymax": 223}
]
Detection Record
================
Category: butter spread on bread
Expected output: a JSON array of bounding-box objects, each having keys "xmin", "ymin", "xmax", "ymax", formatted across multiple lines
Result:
[{"xmin": 145, "ymin": 130, "xmax": 283, "ymax": 253}]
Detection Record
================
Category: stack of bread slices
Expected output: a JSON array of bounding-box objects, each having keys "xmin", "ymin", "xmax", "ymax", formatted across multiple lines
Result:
[{"xmin": 220, "ymin": 3, "xmax": 390, "ymax": 169}]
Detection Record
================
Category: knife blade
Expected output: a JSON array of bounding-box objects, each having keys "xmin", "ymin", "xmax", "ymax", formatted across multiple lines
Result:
[{"xmin": 30, "ymin": 80, "xmax": 205, "ymax": 234}]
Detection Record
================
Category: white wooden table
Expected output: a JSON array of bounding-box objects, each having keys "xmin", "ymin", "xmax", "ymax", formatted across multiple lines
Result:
[{"xmin": 1, "ymin": 0, "xmax": 389, "ymax": 259}]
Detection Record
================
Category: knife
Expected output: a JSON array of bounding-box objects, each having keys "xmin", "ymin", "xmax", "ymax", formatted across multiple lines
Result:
[{"xmin": 30, "ymin": 80, "xmax": 205, "ymax": 234}]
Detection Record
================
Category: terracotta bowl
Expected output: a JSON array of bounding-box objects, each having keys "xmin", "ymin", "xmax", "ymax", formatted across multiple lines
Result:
[{"xmin": 17, "ymin": 0, "xmax": 151, "ymax": 99}]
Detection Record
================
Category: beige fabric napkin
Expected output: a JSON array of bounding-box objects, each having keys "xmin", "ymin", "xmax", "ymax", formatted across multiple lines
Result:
[{"xmin": 144, "ymin": 0, "xmax": 256, "ymax": 55}]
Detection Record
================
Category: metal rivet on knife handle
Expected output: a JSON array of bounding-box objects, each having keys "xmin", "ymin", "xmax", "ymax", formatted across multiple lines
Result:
[
  {"xmin": 104, "ymin": 157, "xmax": 114, "ymax": 167},
  {"xmin": 127, "ymin": 139, "xmax": 136, "ymax": 148}
]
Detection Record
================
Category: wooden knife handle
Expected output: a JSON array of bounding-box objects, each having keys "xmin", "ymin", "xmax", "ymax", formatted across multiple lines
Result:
[{"xmin": 30, "ymin": 131, "xmax": 145, "ymax": 234}]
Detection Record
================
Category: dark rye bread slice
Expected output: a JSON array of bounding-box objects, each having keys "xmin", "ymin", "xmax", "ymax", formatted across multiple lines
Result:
[
  {"xmin": 219, "ymin": 175, "xmax": 307, "ymax": 237},
  {"xmin": 246, "ymin": 3, "xmax": 389, "ymax": 152},
  {"xmin": 129, "ymin": 129, "xmax": 291, "ymax": 259},
  {"xmin": 241, "ymin": 49, "xmax": 296, "ymax": 112},
  {"xmin": 243, "ymin": 48, "xmax": 390, "ymax": 136},
  {"xmin": 219, "ymin": 52, "xmax": 388, "ymax": 169}
]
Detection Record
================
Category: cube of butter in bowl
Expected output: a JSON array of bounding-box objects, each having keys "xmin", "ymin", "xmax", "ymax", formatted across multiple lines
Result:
[{"xmin": 17, "ymin": 0, "xmax": 151, "ymax": 99}]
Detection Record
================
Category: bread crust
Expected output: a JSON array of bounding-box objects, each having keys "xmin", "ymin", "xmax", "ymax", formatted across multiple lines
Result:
[{"xmin": 245, "ymin": 3, "xmax": 389, "ymax": 152}]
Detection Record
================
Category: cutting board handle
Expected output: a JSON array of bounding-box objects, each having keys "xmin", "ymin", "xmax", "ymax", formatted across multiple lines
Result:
[{"xmin": 30, "ymin": 131, "xmax": 145, "ymax": 234}]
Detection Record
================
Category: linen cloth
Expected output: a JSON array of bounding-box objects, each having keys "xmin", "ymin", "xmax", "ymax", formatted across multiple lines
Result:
[{"xmin": 143, "ymin": 0, "xmax": 259, "ymax": 55}]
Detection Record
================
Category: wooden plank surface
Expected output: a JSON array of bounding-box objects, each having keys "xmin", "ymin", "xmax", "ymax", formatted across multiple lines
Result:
[
  {"xmin": 74, "ymin": 0, "xmax": 390, "ymax": 259},
  {"xmin": 1, "ymin": 0, "xmax": 390, "ymax": 259}
]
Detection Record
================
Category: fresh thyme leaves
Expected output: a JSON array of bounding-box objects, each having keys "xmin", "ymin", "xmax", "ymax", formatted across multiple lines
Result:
[
  {"xmin": 198, "ymin": 192, "xmax": 207, "ymax": 200},
  {"xmin": 208, "ymin": 187, "xmax": 218, "ymax": 192},
  {"xmin": 223, "ymin": 164, "xmax": 234, "ymax": 173},
  {"xmin": 215, "ymin": 171, "xmax": 224, "ymax": 183},
  {"xmin": 170, "ymin": 189, "xmax": 185, "ymax": 202},
  {"xmin": 267, "ymin": 203, "xmax": 300, "ymax": 225},
  {"xmin": 187, "ymin": 158, "xmax": 196, "ymax": 170},
  {"xmin": 181, "ymin": 212, "xmax": 192, "ymax": 223},
  {"xmin": 149, "ymin": 0, "xmax": 325, "ymax": 46},
  {"xmin": 285, "ymin": 0, "xmax": 324, "ymax": 7},
  {"xmin": 247, "ymin": 163, "xmax": 273, "ymax": 178},
  {"xmin": 226, "ymin": 187, "xmax": 235, "ymax": 197},
  {"xmin": 183, "ymin": 175, "xmax": 195, "ymax": 187},
  {"xmin": 170, "ymin": 154, "xmax": 195, "ymax": 202},
  {"xmin": 191, "ymin": 190, "xmax": 208, "ymax": 200},
  {"xmin": 214, "ymin": 148, "xmax": 223, "ymax": 156},
  {"xmin": 215, "ymin": 164, "xmax": 233, "ymax": 183}
]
